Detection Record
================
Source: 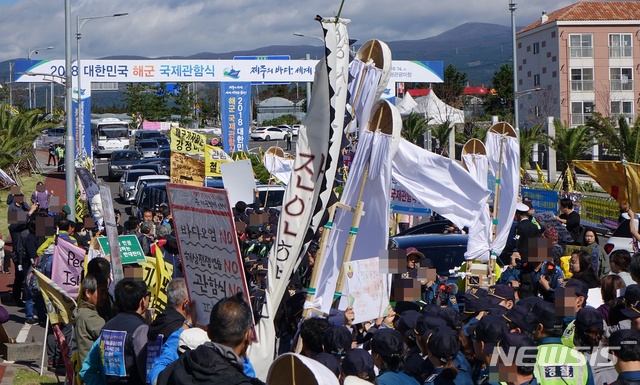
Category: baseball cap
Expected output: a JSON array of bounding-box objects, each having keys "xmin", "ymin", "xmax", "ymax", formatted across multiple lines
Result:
[
  {"xmin": 323, "ymin": 326, "xmax": 352, "ymax": 357},
  {"xmin": 516, "ymin": 296, "xmax": 544, "ymax": 310},
  {"xmin": 488, "ymin": 284, "xmax": 516, "ymax": 303},
  {"xmin": 575, "ymin": 307, "xmax": 604, "ymax": 331},
  {"xmin": 415, "ymin": 314, "xmax": 448, "ymax": 337},
  {"xmin": 609, "ymin": 329, "xmax": 640, "ymax": 351},
  {"xmin": 438, "ymin": 307, "xmax": 463, "ymax": 329},
  {"xmin": 420, "ymin": 303, "xmax": 441, "ymax": 317},
  {"xmin": 427, "ymin": 327, "xmax": 460, "ymax": 362},
  {"xmin": 472, "ymin": 315, "xmax": 509, "ymax": 351},
  {"xmin": 564, "ymin": 279, "xmax": 589, "ymax": 299},
  {"xmin": 178, "ymin": 328, "xmax": 210, "ymax": 354},
  {"xmin": 503, "ymin": 305, "xmax": 538, "ymax": 334},
  {"xmin": 341, "ymin": 349, "xmax": 375, "ymax": 381},
  {"xmin": 465, "ymin": 286, "xmax": 488, "ymax": 299},
  {"xmin": 313, "ymin": 352, "xmax": 340, "ymax": 377},
  {"xmin": 625, "ymin": 285, "xmax": 640, "ymax": 305},
  {"xmin": 255, "ymin": 258, "xmax": 269, "ymax": 275},
  {"xmin": 532, "ymin": 301, "xmax": 564, "ymax": 331},
  {"xmin": 395, "ymin": 310, "xmax": 422, "ymax": 339},
  {"xmin": 497, "ymin": 332, "xmax": 537, "ymax": 364},
  {"xmin": 370, "ymin": 329, "xmax": 404, "ymax": 358}
]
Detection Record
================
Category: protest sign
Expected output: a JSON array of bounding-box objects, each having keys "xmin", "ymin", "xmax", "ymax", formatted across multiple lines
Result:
[
  {"xmin": 534, "ymin": 211, "xmax": 575, "ymax": 244},
  {"xmin": 170, "ymin": 127, "xmax": 206, "ymax": 154},
  {"xmin": 167, "ymin": 183, "xmax": 251, "ymax": 326},
  {"xmin": 97, "ymin": 235, "xmax": 146, "ymax": 265},
  {"xmin": 205, "ymin": 144, "xmax": 231, "ymax": 177},
  {"xmin": 100, "ymin": 330, "xmax": 128, "ymax": 377},
  {"xmin": 343, "ymin": 257, "xmax": 389, "ymax": 325},
  {"xmin": 52, "ymin": 237, "xmax": 86, "ymax": 298},
  {"xmin": 390, "ymin": 179, "xmax": 432, "ymax": 215},
  {"xmin": 170, "ymin": 152, "xmax": 205, "ymax": 186},
  {"xmin": 220, "ymin": 160, "xmax": 256, "ymax": 206},
  {"xmin": 100, "ymin": 184, "xmax": 124, "ymax": 283},
  {"xmin": 139, "ymin": 247, "xmax": 174, "ymax": 319}
]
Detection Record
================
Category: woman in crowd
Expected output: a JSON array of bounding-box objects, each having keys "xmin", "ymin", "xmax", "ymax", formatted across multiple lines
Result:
[
  {"xmin": 573, "ymin": 307, "xmax": 617, "ymax": 385},
  {"xmin": 582, "ymin": 229, "xmax": 610, "ymax": 279},
  {"xmin": 598, "ymin": 275, "xmax": 626, "ymax": 325},
  {"xmin": 370, "ymin": 329, "xmax": 419, "ymax": 385},
  {"xmin": 425, "ymin": 327, "xmax": 473, "ymax": 385},
  {"xmin": 609, "ymin": 250, "xmax": 634, "ymax": 286},
  {"xmin": 569, "ymin": 250, "xmax": 600, "ymax": 288}
]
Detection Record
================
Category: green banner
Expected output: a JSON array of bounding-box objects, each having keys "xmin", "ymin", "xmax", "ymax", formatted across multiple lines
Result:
[{"xmin": 97, "ymin": 235, "xmax": 146, "ymax": 265}]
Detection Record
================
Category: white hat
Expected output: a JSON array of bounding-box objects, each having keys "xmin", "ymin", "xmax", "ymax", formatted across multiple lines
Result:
[
  {"xmin": 178, "ymin": 328, "xmax": 210, "ymax": 354},
  {"xmin": 344, "ymin": 376, "xmax": 373, "ymax": 385},
  {"xmin": 516, "ymin": 203, "xmax": 530, "ymax": 212}
]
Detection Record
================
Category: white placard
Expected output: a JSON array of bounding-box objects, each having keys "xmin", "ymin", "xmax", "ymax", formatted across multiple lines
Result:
[
  {"xmin": 167, "ymin": 183, "xmax": 251, "ymax": 326},
  {"xmin": 343, "ymin": 257, "xmax": 389, "ymax": 324},
  {"xmin": 586, "ymin": 287, "xmax": 604, "ymax": 309},
  {"xmin": 220, "ymin": 160, "xmax": 256, "ymax": 207}
]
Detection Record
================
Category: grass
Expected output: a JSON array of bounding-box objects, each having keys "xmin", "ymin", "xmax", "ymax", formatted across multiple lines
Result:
[
  {"xmin": 0, "ymin": 174, "xmax": 40, "ymax": 239},
  {"xmin": 13, "ymin": 369, "xmax": 59, "ymax": 385}
]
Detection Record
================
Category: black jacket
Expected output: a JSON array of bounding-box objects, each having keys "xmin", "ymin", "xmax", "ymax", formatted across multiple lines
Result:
[
  {"xmin": 157, "ymin": 342, "xmax": 264, "ymax": 385},
  {"xmin": 147, "ymin": 308, "xmax": 185, "ymax": 344}
]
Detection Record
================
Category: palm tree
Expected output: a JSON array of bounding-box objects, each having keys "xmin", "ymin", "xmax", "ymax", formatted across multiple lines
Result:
[
  {"xmin": 0, "ymin": 104, "xmax": 56, "ymax": 170},
  {"xmin": 546, "ymin": 119, "xmax": 595, "ymax": 190},
  {"xmin": 431, "ymin": 120, "xmax": 454, "ymax": 156},
  {"xmin": 587, "ymin": 112, "xmax": 640, "ymax": 163},
  {"xmin": 401, "ymin": 112, "xmax": 431, "ymax": 145},
  {"xmin": 518, "ymin": 123, "xmax": 547, "ymax": 184}
]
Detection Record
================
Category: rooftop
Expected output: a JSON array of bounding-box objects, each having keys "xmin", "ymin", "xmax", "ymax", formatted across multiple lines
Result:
[{"xmin": 518, "ymin": 1, "xmax": 640, "ymax": 34}]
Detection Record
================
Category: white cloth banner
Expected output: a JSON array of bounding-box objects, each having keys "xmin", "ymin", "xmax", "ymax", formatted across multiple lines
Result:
[
  {"xmin": 392, "ymin": 139, "xmax": 491, "ymax": 230},
  {"xmin": 263, "ymin": 154, "xmax": 293, "ymax": 185},
  {"xmin": 315, "ymin": 128, "xmax": 393, "ymax": 314},
  {"xmin": 485, "ymin": 131, "xmax": 520, "ymax": 256},
  {"xmin": 347, "ymin": 59, "xmax": 383, "ymax": 135},
  {"xmin": 248, "ymin": 17, "xmax": 351, "ymax": 381},
  {"xmin": 462, "ymin": 154, "xmax": 492, "ymax": 261}
]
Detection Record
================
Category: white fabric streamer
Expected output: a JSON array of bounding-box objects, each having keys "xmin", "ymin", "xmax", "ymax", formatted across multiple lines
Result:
[
  {"xmin": 347, "ymin": 60, "xmax": 383, "ymax": 135},
  {"xmin": 462, "ymin": 154, "xmax": 492, "ymax": 261},
  {"xmin": 263, "ymin": 154, "xmax": 293, "ymax": 185}
]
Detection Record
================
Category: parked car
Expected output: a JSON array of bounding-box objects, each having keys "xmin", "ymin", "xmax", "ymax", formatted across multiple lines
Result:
[
  {"xmin": 604, "ymin": 218, "xmax": 637, "ymax": 256},
  {"xmin": 256, "ymin": 184, "xmax": 286, "ymax": 209},
  {"xmin": 133, "ymin": 183, "xmax": 168, "ymax": 219},
  {"xmin": 108, "ymin": 150, "xmax": 142, "ymax": 181},
  {"xmin": 395, "ymin": 220, "xmax": 456, "ymax": 236},
  {"xmin": 129, "ymin": 175, "xmax": 171, "ymax": 204},
  {"xmin": 137, "ymin": 139, "xmax": 161, "ymax": 158},
  {"xmin": 158, "ymin": 149, "xmax": 171, "ymax": 159},
  {"xmin": 250, "ymin": 126, "xmax": 288, "ymax": 141},
  {"xmin": 35, "ymin": 127, "xmax": 65, "ymax": 150},
  {"xmin": 388, "ymin": 231, "xmax": 468, "ymax": 277},
  {"xmin": 118, "ymin": 169, "xmax": 158, "ymax": 202},
  {"xmin": 130, "ymin": 161, "xmax": 167, "ymax": 176},
  {"xmin": 291, "ymin": 124, "xmax": 303, "ymax": 136},
  {"xmin": 155, "ymin": 137, "xmax": 170, "ymax": 151}
]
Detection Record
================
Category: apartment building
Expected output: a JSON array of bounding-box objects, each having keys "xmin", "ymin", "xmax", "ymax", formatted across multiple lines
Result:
[{"xmin": 516, "ymin": 2, "xmax": 640, "ymax": 128}]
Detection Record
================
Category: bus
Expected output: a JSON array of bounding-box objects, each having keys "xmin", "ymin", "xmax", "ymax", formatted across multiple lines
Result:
[{"xmin": 91, "ymin": 118, "xmax": 130, "ymax": 157}]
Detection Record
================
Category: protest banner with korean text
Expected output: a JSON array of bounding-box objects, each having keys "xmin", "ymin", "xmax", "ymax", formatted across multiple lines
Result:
[
  {"xmin": 167, "ymin": 183, "xmax": 251, "ymax": 326},
  {"xmin": 51, "ymin": 237, "xmax": 86, "ymax": 298},
  {"xmin": 170, "ymin": 127, "xmax": 206, "ymax": 154},
  {"xmin": 97, "ymin": 235, "xmax": 146, "ymax": 265},
  {"xmin": 205, "ymin": 144, "xmax": 231, "ymax": 177},
  {"xmin": 170, "ymin": 152, "xmax": 205, "ymax": 186}
]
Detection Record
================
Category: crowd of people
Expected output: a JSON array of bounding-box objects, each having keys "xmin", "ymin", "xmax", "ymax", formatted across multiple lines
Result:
[{"xmin": 6, "ymin": 173, "xmax": 640, "ymax": 385}]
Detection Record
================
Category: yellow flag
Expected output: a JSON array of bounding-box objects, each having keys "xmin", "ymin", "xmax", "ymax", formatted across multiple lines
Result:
[
  {"xmin": 35, "ymin": 270, "xmax": 77, "ymax": 324},
  {"xmin": 170, "ymin": 127, "xmax": 206, "ymax": 154},
  {"xmin": 154, "ymin": 243, "xmax": 174, "ymax": 315},
  {"xmin": 536, "ymin": 163, "xmax": 550, "ymax": 190},
  {"xmin": 573, "ymin": 160, "xmax": 640, "ymax": 211}
]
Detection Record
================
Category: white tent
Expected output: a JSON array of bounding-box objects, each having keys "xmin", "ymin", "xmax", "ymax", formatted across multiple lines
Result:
[{"xmin": 396, "ymin": 89, "xmax": 465, "ymax": 125}]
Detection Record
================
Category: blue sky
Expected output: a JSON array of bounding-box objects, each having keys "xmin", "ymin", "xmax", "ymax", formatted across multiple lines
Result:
[{"xmin": 0, "ymin": 0, "xmax": 617, "ymax": 64}]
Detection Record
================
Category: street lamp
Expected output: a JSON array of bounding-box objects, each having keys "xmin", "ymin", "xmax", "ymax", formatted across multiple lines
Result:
[
  {"xmin": 27, "ymin": 46, "xmax": 54, "ymax": 109},
  {"xmin": 76, "ymin": 12, "xmax": 128, "ymax": 157},
  {"xmin": 509, "ymin": 0, "xmax": 519, "ymax": 132},
  {"xmin": 293, "ymin": 33, "xmax": 324, "ymax": 109},
  {"xmin": 18, "ymin": 72, "xmax": 66, "ymax": 115}
]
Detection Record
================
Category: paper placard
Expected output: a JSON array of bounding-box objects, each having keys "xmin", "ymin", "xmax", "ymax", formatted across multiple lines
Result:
[
  {"xmin": 220, "ymin": 160, "xmax": 256, "ymax": 207},
  {"xmin": 343, "ymin": 257, "xmax": 389, "ymax": 324},
  {"xmin": 167, "ymin": 183, "xmax": 252, "ymax": 326}
]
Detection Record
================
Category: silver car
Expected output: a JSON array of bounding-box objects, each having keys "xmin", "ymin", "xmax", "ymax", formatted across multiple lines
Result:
[
  {"xmin": 130, "ymin": 175, "xmax": 170, "ymax": 204},
  {"xmin": 118, "ymin": 169, "xmax": 158, "ymax": 202},
  {"xmin": 137, "ymin": 139, "xmax": 161, "ymax": 158}
]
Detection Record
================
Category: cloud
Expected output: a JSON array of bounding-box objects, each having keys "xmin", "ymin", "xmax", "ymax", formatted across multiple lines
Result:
[{"xmin": 0, "ymin": 0, "xmax": 587, "ymax": 63}]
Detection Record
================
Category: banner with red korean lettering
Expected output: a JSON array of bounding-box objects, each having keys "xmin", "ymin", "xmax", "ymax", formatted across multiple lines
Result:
[
  {"xmin": 221, "ymin": 82, "xmax": 251, "ymax": 154},
  {"xmin": 166, "ymin": 183, "xmax": 251, "ymax": 326},
  {"xmin": 389, "ymin": 178, "xmax": 432, "ymax": 215},
  {"xmin": 51, "ymin": 237, "xmax": 86, "ymax": 298}
]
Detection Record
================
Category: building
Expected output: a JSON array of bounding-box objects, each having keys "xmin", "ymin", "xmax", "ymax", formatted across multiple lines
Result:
[
  {"xmin": 516, "ymin": 1, "xmax": 640, "ymax": 128},
  {"xmin": 256, "ymin": 97, "xmax": 305, "ymax": 124}
]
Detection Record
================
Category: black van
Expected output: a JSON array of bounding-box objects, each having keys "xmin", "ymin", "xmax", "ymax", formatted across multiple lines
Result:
[{"xmin": 133, "ymin": 183, "xmax": 167, "ymax": 219}]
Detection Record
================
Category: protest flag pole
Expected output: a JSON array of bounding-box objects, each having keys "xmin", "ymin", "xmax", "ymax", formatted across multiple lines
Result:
[
  {"xmin": 39, "ymin": 316, "xmax": 50, "ymax": 376},
  {"xmin": 488, "ymin": 123, "xmax": 516, "ymax": 286}
]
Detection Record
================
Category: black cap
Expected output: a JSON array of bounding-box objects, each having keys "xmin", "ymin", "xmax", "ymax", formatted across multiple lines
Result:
[
  {"xmin": 488, "ymin": 284, "xmax": 516, "ymax": 303},
  {"xmin": 427, "ymin": 327, "xmax": 460, "ymax": 362},
  {"xmin": 395, "ymin": 301, "xmax": 421, "ymax": 315},
  {"xmin": 415, "ymin": 314, "xmax": 448, "ymax": 337},
  {"xmin": 497, "ymin": 332, "xmax": 537, "ymax": 364},
  {"xmin": 516, "ymin": 296, "xmax": 544, "ymax": 310},
  {"xmin": 472, "ymin": 315, "xmax": 509, "ymax": 347},
  {"xmin": 575, "ymin": 307, "xmax": 604, "ymax": 332},
  {"xmin": 341, "ymin": 349, "xmax": 375, "ymax": 380},
  {"xmin": 503, "ymin": 305, "xmax": 538, "ymax": 334},
  {"xmin": 420, "ymin": 304, "xmax": 441, "ymax": 317},
  {"xmin": 438, "ymin": 307, "xmax": 463, "ymax": 329},
  {"xmin": 370, "ymin": 329, "xmax": 404, "ymax": 358},
  {"xmin": 313, "ymin": 352, "xmax": 340, "ymax": 377},
  {"xmin": 609, "ymin": 329, "xmax": 640, "ymax": 351},
  {"xmin": 485, "ymin": 305, "xmax": 508, "ymax": 317},
  {"xmin": 625, "ymin": 285, "xmax": 640, "ymax": 305},
  {"xmin": 323, "ymin": 326, "xmax": 352, "ymax": 357},
  {"xmin": 255, "ymin": 258, "xmax": 269, "ymax": 275},
  {"xmin": 465, "ymin": 286, "xmax": 488, "ymax": 299},
  {"xmin": 622, "ymin": 300, "xmax": 640, "ymax": 319},
  {"xmin": 532, "ymin": 301, "xmax": 564, "ymax": 331},
  {"xmin": 564, "ymin": 279, "xmax": 589, "ymax": 299},
  {"xmin": 395, "ymin": 310, "xmax": 422, "ymax": 339}
]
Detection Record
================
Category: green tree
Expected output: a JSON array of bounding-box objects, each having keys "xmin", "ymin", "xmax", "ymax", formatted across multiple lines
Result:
[
  {"xmin": 519, "ymin": 124, "xmax": 547, "ymax": 185},
  {"xmin": 432, "ymin": 65, "xmax": 467, "ymax": 109},
  {"xmin": 484, "ymin": 64, "xmax": 514, "ymax": 120},
  {"xmin": 587, "ymin": 112, "xmax": 640, "ymax": 163},
  {"xmin": 172, "ymin": 82, "xmax": 196, "ymax": 126},
  {"xmin": 0, "ymin": 104, "xmax": 56, "ymax": 169},
  {"xmin": 546, "ymin": 119, "xmax": 594, "ymax": 190},
  {"xmin": 431, "ymin": 121, "xmax": 454, "ymax": 156},
  {"xmin": 401, "ymin": 112, "xmax": 431, "ymax": 145}
]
